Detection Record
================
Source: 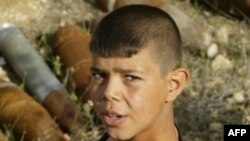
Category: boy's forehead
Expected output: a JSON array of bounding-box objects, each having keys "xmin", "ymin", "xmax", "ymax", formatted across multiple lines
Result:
[
  {"xmin": 92, "ymin": 55, "xmax": 141, "ymax": 68},
  {"xmin": 91, "ymin": 42, "xmax": 157, "ymax": 61},
  {"xmin": 92, "ymin": 45, "xmax": 154, "ymax": 64},
  {"xmin": 91, "ymin": 46, "xmax": 159, "ymax": 73}
]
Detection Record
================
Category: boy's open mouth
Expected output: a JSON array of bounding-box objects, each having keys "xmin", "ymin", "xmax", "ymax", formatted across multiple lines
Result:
[
  {"xmin": 107, "ymin": 113, "xmax": 123, "ymax": 119},
  {"xmin": 102, "ymin": 111, "xmax": 126, "ymax": 126}
]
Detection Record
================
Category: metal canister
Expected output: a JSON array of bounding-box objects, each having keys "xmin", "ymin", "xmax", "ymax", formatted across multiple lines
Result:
[
  {"xmin": 0, "ymin": 81, "xmax": 66, "ymax": 141},
  {"xmin": 51, "ymin": 24, "xmax": 92, "ymax": 101},
  {"xmin": 0, "ymin": 23, "xmax": 84, "ymax": 134},
  {"xmin": 159, "ymin": 2, "xmax": 213, "ymax": 52},
  {"xmin": 0, "ymin": 131, "xmax": 8, "ymax": 141}
]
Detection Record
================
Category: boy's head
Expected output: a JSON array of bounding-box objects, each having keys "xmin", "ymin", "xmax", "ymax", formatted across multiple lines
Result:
[
  {"xmin": 90, "ymin": 4, "xmax": 181, "ymax": 74},
  {"xmin": 89, "ymin": 5, "xmax": 189, "ymax": 141}
]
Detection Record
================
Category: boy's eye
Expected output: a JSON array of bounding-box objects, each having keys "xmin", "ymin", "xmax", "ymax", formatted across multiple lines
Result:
[
  {"xmin": 91, "ymin": 72, "xmax": 104, "ymax": 80},
  {"xmin": 124, "ymin": 75, "xmax": 141, "ymax": 81}
]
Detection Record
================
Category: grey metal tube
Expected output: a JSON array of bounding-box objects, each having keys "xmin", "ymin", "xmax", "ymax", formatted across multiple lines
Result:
[
  {"xmin": 0, "ymin": 23, "xmax": 66, "ymax": 102},
  {"xmin": 0, "ymin": 24, "xmax": 85, "ymax": 134}
]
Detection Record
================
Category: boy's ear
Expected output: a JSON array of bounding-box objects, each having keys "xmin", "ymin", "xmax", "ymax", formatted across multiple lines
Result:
[{"xmin": 165, "ymin": 68, "xmax": 190, "ymax": 102}]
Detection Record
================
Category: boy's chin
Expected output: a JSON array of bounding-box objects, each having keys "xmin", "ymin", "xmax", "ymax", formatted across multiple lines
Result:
[{"xmin": 107, "ymin": 128, "xmax": 134, "ymax": 140}]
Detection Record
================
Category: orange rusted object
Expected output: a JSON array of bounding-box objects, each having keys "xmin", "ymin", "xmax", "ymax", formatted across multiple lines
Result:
[
  {"xmin": 52, "ymin": 24, "xmax": 92, "ymax": 101},
  {"xmin": 43, "ymin": 90, "xmax": 85, "ymax": 133},
  {"xmin": 0, "ymin": 131, "xmax": 8, "ymax": 141},
  {"xmin": 0, "ymin": 82, "xmax": 66, "ymax": 141}
]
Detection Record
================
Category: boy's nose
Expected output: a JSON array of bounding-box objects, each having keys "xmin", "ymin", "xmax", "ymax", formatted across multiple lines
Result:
[{"xmin": 102, "ymin": 78, "xmax": 122, "ymax": 102}]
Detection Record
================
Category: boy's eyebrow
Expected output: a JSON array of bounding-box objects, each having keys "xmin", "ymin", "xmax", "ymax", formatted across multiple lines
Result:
[
  {"xmin": 90, "ymin": 67, "xmax": 106, "ymax": 73},
  {"xmin": 113, "ymin": 67, "xmax": 144, "ymax": 74},
  {"xmin": 90, "ymin": 67, "xmax": 144, "ymax": 74}
]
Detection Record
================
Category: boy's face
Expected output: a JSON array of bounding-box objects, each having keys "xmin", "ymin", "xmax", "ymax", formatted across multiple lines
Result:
[{"xmin": 90, "ymin": 46, "xmax": 174, "ymax": 140}]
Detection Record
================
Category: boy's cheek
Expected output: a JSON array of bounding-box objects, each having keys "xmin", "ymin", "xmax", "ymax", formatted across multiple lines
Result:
[
  {"xmin": 89, "ymin": 80, "xmax": 101, "ymax": 94},
  {"xmin": 89, "ymin": 86, "xmax": 100, "ymax": 102},
  {"xmin": 90, "ymin": 91, "xmax": 99, "ymax": 103},
  {"xmin": 90, "ymin": 87, "xmax": 106, "ymax": 107}
]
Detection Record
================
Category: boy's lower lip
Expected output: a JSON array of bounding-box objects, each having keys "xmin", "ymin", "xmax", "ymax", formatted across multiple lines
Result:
[{"xmin": 103, "ymin": 115, "xmax": 126, "ymax": 127}]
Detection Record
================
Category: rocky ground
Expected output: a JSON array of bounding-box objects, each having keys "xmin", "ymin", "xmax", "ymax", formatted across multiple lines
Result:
[{"xmin": 0, "ymin": 0, "xmax": 102, "ymax": 42}]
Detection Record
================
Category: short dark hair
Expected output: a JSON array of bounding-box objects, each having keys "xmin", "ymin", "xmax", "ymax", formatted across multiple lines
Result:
[{"xmin": 90, "ymin": 5, "xmax": 181, "ymax": 74}]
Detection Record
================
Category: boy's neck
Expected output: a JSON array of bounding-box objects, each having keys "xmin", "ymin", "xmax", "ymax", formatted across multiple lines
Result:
[{"xmin": 109, "ymin": 104, "xmax": 179, "ymax": 141}]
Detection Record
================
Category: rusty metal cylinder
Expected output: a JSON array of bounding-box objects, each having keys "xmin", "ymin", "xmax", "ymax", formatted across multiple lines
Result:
[
  {"xmin": 0, "ymin": 131, "xmax": 9, "ymax": 141},
  {"xmin": 0, "ymin": 81, "xmax": 66, "ymax": 141},
  {"xmin": 51, "ymin": 24, "xmax": 92, "ymax": 101},
  {"xmin": 0, "ymin": 23, "xmax": 84, "ymax": 134},
  {"xmin": 159, "ymin": 3, "xmax": 212, "ymax": 51}
]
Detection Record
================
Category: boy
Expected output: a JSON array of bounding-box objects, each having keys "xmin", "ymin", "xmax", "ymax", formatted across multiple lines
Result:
[{"xmin": 89, "ymin": 5, "xmax": 190, "ymax": 141}]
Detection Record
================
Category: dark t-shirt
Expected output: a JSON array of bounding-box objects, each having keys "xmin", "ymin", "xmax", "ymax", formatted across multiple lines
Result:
[
  {"xmin": 98, "ymin": 133, "xmax": 109, "ymax": 141},
  {"xmin": 98, "ymin": 129, "xmax": 183, "ymax": 141}
]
